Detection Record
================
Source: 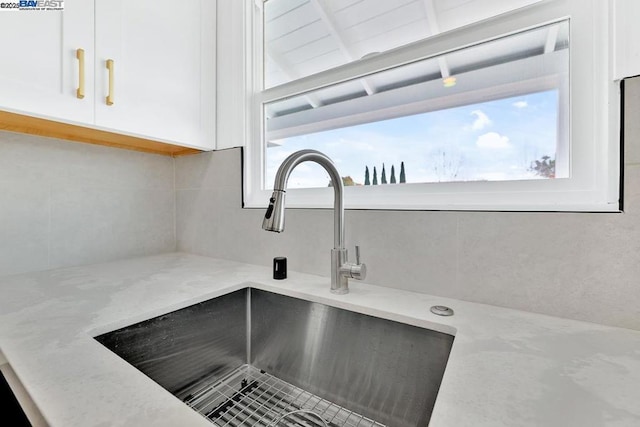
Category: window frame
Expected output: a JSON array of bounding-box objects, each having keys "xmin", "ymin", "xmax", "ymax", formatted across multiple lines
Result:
[{"xmin": 244, "ymin": 0, "xmax": 620, "ymax": 212}]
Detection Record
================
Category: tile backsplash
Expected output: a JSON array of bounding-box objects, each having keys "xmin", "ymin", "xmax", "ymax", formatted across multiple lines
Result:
[{"xmin": 0, "ymin": 132, "xmax": 175, "ymax": 276}]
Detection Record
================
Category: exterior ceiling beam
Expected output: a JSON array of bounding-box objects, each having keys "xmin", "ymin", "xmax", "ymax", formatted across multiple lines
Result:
[
  {"xmin": 310, "ymin": 0, "xmax": 377, "ymax": 95},
  {"xmin": 544, "ymin": 24, "xmax": 560, "ymax": 54},
  {"xmin": 265, "ymin": 49, "xmax": 323, "ymax": 112},
  {"xmin": 422, "ymin": 0, "xmax": 451, "ymax": 78}
]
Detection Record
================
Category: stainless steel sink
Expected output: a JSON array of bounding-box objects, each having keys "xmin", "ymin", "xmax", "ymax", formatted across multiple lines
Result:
[{"xmin": 95, "ymin": 289, "xmax": 453, "ymax": 427}]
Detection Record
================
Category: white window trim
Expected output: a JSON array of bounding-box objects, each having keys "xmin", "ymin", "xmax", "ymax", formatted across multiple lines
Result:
[{"xmin": 243, "ymin": 0, "xmax": 620, "ymax": 212}]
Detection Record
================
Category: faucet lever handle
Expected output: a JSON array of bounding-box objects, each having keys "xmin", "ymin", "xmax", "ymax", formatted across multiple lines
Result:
[{"xmin": 347, "ymin": 245, "xmax": 366, "ymax": 280}]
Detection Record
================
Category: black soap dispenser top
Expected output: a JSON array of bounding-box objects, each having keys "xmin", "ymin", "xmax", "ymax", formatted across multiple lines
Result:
[{"xmin": 273, "ymin": 257, "xmax": 287, "ymax": 280}]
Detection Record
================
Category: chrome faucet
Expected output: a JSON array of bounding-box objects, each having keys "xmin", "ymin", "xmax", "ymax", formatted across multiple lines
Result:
[{"xmin": 262, "ymin": 149, "xmax": 366, "ymax": 294}]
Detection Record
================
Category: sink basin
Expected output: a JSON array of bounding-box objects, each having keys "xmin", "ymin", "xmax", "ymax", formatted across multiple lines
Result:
[{"xmin": 95, "ymin": 288, "xmax": 453, "ymax": 427}]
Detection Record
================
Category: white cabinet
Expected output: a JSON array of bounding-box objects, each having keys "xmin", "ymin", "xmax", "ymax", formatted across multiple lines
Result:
[
  {"xmin": 0, "ymin": 1, "xmax": 94, "ymax": 124},
  {"xmin": 94, "ymin": 0, "xmax": 216, "ymax": 148},
  {"xmin": 0, "ymin": 0, "xmax": 216, "ymax": 150}
]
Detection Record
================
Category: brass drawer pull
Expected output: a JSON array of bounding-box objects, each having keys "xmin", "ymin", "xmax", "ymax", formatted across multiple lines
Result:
[
  {"xmin": 76, "ymin": 48, "xmax": 85, "ymax": 99},
  {"xmin": 106, "ymin": 59, "xmax": 114, "ymax": 106}
]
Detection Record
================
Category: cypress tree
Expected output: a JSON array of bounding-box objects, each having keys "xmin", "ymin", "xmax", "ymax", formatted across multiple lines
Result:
[
  {"xmin": 381, "ymin": 163, "xmax": 387, "ymax": 184},
  {"xmin": 373, "ymin": 167, "xmax": 378, "ymax": 185},
  {"xmin": 364, "ymin": 166, "xmax": 370, "ymax": 185},
  {"xmin": 390, "ymin": 165, "xmax": 396, "ymax": 184},
  {"xmin": 400, "ymin": 161, "xmax": 406, "ymax": 183}
]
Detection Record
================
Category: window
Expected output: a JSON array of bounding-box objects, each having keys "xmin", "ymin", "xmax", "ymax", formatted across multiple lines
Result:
[
  {"xmin": 244, "ymin": 0, "xmax": 619, "ymax": 211},
  {"xmin": 266, "ymin": 90, "xmax": 561, "ymax": 188}
]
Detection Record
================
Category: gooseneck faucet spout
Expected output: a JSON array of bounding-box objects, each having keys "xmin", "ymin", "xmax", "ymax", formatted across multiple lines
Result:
[{"xmin": 262, "ymin": 150, "xmax": 366, "ymax": 294}]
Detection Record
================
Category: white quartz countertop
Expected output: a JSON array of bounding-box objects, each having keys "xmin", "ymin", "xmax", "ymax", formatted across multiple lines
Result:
[{"xmin": 0, "ymin": 253, "xmax": 639, "ymax": 427}]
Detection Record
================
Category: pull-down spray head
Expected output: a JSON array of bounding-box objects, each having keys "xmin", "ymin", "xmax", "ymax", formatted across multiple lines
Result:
[{"xmin": 262, "ymin": 190, "xmax": 286, "ymax": 233}]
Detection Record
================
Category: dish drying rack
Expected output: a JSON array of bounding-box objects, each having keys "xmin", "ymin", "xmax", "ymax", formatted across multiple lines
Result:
[{"xmin": 180, "ymin": 364, "xmax": 386, "ymax": 427}]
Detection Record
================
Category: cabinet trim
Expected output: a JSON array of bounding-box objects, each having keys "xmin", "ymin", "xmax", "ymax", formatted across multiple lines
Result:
[{"xmin": 0, "ymin": 111, "xmax": 201, "ymax": 157}]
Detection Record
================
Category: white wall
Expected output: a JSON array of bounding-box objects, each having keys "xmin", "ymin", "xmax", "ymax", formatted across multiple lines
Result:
[
  {"xmin": 176, "ymin": 77, "xmax": 640, "ymax": 331},
  {"xmin": 614, "ymin": 0, "xmax": 640, "ymax": 80},
  {"xmin": 0, "ymin": 131, "xmax": 175, "ymax": 277}
]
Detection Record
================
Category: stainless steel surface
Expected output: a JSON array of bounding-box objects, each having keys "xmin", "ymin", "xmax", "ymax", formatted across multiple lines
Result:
[
  {"xmin": 262, "ymin": 149, "xmax": 366, "ymax": 294},
  {"xmin": 262, "ymin": 190, "xmax": 286, "ymax": 233},
  {"xmin": 251, "ymin": 290, "xmax": 452, "ymax": 426},
  {"xmin": 96, "ymin": 288, "xmax": 454, "ymax": 427},
  {"xmin": 340, "ymin": 246, "xmax": 366, "ymax": 281},
  {"xmin": 95, "ymin": 290, "xmax": 247, "ymax": 394},
  {"xmin": 263, "ymin": 150, "xmax": 344, "ymax": 249},
  {"xmin": 179, "ymin": 364, "xmax": 382, "ymax": 427},
  {"xmin": 275, "ymin": 410, "xmax": 329, "ymax": 427},
  {"xmin": 330, "ymin": 248, "xmax": 350, "ymax": 294},
  {"xmin": 430, "ymin": 306, "xmax": 454, "ymax": 317}
]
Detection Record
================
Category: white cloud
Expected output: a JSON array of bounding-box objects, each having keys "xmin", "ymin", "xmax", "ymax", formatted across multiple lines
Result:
[
  {"xmin": 476, "ymin": 132, "xmax": 510, "ymax": 149},
  {"xmin": 471, "ymin": 110, "xmax": 492, "ymax": 130},
  {"xmin": 513, "ymin": 100, "xmax": 528, "ymax": 109}
]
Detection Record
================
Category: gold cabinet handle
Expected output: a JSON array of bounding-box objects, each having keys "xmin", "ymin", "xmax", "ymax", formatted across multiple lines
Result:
[
  {"xmin": 76, "ymin": 48, "xmax": 85, "ymax": 99},
  {"xmin": 106, "ymin": 59, "xmax": 114, "ymax": 106}
]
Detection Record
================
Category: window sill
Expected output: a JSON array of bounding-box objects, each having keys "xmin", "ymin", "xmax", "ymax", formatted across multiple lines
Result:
[{"xmin": 244, "ymin": 185, "xmax": 621, "ymax": 213}]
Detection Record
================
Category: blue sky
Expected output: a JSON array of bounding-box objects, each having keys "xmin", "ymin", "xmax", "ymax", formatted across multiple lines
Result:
[{"xmin": 265, "ymin": 90, "xmax": 559, "ymax": 189}]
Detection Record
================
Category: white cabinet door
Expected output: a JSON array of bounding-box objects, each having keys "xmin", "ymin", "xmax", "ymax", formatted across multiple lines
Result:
[
  {"xmin": 94, "ymin": 0, "xmax": 216, "ymax": 150},
  {"xmin": 0, "ymin": 1, "xmax": 94, "ymax": 123}
]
